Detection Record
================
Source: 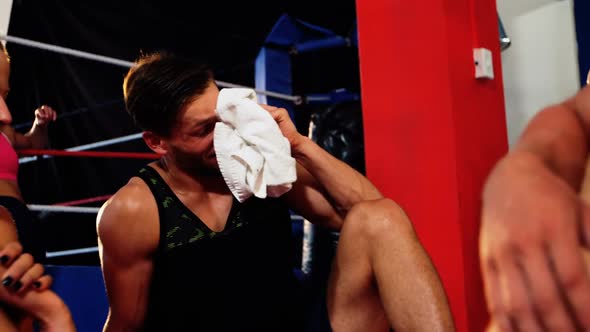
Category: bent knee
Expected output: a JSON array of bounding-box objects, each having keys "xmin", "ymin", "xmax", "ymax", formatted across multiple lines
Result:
[{"xmin": 345, "ymin": 198, "xmax": 415, "ymax": 239}]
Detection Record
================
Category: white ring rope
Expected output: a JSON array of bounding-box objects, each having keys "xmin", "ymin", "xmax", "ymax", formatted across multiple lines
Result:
[
  {"xmin": 19, "ymin": 132, "xmax": 144, "ymax": 164},
  {"xmin": 2, "ymin": 35, "xmax": 135, "ymax": 67},
  {"xmin": 27, "ymin": 205, "xmax": 100, "ymax": 214},
  {"xmin": 0, "ymin": 34, "xmax": 301, "ymax": 102},
  {"xmin": 28, "ymin": 204, "xmax": 305, "ymax": 221},
  {"xmin": 46, "ymin": 246, "xmax": 98, "ymax": 258},
  {"xmin": 65, "ymin": 132, "xmax": 144, "ymax": 152}
]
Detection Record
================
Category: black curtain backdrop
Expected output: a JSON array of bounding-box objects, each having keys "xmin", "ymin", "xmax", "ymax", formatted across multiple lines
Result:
[{"xmin": 5, "ymin": 0, "xmax": 358, "ymax": 264}]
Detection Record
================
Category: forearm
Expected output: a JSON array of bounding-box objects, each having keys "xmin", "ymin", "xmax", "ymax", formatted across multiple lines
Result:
[
  {"xmin": 0, "ymin": 266, "xmax": 70, "ymax": 329},
  {"xmin": 293, "ymin": 136, "xmax": 383, "ymax": 211},
  {"xmin": 511, "ymin": 102, "xmax": 589, "ymax": 189},
  {"xmin": 0, "ymin": 286, "xmax": 67, "ymax": 325},
  {"xmin": 102, "ymin": 310, "xmax": 146, "ymax": 332},
  {"xmin": 24, "ymin": 124, "xmax": 49, "ymax": 149}
]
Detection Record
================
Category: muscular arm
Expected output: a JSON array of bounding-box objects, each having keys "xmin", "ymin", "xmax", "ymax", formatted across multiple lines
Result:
[
  {"xmin": 284, "ymin": 139, "xmax": 383, "ymax": 230},
  {"xmin": 97, "ymin": 178, "xmax": 159, "ymax": 332},
  {"xmin": 480, "ymin": 85, "xmax": 590, "ymax": 330},
  {"xmin": 292, "ymin": 136, "xmax": 383, "ymax": 210},
  {"xmin": 264, "ymin": 105, "xmax": 382, "ymax": 230},
  {"xmin": 507, "ymin": 85, "xmax": 590, "ymax": 188}
]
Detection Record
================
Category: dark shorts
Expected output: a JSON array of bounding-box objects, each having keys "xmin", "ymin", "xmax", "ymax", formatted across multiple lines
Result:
[{"xmin": 0, "ymin": 196, "xmax": 46, "ymax": 263}]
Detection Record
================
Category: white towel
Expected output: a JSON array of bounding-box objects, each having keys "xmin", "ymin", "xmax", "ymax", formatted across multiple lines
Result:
[{"xmin": 214, "ymin": 88, "xmax": 297, "ymax": 203}]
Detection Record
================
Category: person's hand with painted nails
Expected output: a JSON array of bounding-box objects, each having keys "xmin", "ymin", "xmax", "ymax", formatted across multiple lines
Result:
[
  {"xmin": 0, "ymin": 241, "xmax": 52, "ymax": 294},
  {"xmin": 0, "ymin": 242, "xmax": 75, "ymax": 332},
  {"xmin": 0, "ymin": 207, "xmax": 75, "ymax": 332}
]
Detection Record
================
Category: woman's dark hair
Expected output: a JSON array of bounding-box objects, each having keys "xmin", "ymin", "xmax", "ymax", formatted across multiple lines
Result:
[{"xmin": 123, "ymin": 52, "xmax": 213, "ymax": 137}]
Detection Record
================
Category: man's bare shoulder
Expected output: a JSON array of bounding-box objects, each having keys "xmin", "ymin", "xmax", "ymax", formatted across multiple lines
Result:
[{"xmin": 97, "ymin": 177, "xmax": 159, "ymax": 254}]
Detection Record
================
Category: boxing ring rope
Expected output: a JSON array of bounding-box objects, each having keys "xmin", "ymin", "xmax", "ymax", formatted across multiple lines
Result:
[
  {"xmin": 63, "ymin": 133, "xmax": 144, "ymax": 152},
  {"xmin": 2, "ymin": 35, "xmax": 135, "ymax": 67},
  {"xmin": 29, "ymin": 203, "xmax": 306, "ymax": 220},
  {"xmin": 18, "ymin": 149, "xmax": 160, "ymax": 159},
  {"xmin": 46, "ymin": 246, "xmax": 101, "ymax": 258},
  {"xmin": 0, "ymin": 34, "xmax": 302, "ymax": 103},
  {"xmin": 53, "ymin": 194, "xmax": 112, "ymax": 206},
  {"xmin": 28, "ymin": 205, "xmax": 100, "ymax": 214},
  {"xmin": 18, "ymin": 132, "xmax": 145, "ymax": 164}
]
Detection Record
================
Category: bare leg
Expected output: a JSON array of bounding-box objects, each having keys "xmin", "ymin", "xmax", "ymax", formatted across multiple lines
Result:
[{"xmin": 327, "ymin": 199, "xmax": 455, "ymax": 332}]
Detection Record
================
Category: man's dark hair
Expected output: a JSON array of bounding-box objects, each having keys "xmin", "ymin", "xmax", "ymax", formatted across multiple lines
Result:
[{"xmin": 123, "ymin": 52, "xmax": 213, "ymax": 137}]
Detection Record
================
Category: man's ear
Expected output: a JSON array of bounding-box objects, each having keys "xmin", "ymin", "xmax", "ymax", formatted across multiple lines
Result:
[{"xmin": 143, "ymin": 131, "xmax": 168, "ymax": 155}]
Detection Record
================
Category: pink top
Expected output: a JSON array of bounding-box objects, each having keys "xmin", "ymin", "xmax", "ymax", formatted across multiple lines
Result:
[{"xmin": 0, "ymin": 132, "xmax": 18, "ymax": 181}]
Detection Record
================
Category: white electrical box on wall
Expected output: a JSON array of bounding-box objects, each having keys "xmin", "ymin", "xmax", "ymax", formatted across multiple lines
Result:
[{"xmin": 473, "ymin": 48, "xmax": 494, "ymax": 79}]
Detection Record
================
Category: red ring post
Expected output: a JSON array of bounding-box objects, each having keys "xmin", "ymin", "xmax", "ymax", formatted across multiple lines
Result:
[{"xmin": 356, "ymin": 0, "xmax": 508, "ymax": 330}]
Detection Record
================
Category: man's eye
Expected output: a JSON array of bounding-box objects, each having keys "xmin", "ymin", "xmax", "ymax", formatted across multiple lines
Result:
[
  {"xmin": 195, "ymin": 128, "xmax": 209, "ymax": 137},
  {"xmin": 201, "ymin": 123, "xmax": 215, "ymax": 135}
]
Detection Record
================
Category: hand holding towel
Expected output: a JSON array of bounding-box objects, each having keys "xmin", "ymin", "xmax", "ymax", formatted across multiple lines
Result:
[{"xmin": 214, "ymin": 88, "xmax": 297, "ymax": 202}]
